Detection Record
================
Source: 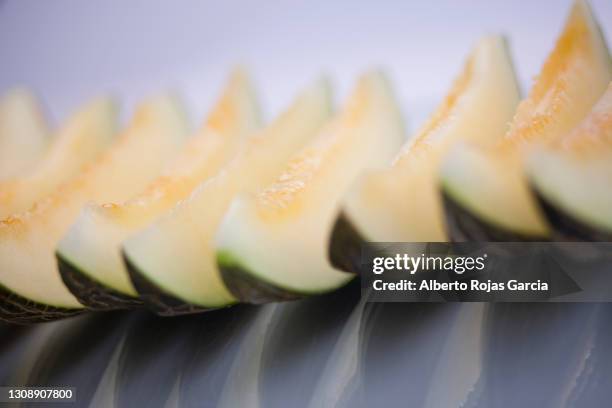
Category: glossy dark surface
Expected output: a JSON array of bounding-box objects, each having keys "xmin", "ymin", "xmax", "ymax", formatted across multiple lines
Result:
[{"xmin": 2, "ymin": 281, "xmax": 611, "ymax": 407}]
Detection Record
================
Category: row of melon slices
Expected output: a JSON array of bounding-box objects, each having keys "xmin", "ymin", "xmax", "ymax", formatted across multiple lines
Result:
[{"xmin": 0, "ymin": 0, "xmax": 610, "ymax": 323}]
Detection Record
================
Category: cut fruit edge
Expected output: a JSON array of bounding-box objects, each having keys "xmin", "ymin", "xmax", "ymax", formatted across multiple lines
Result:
[
  {"xmin": 440, "ymin": 0, "xmax": 612, "ymax": 240},
  {"xmin": 215, "ymin": 71, "xmax": 405, "ymax": 301},
  {"xmin": 123, "ymin": 249, "xmax": 228, "ymax": 315},
  {"xmin": 55, "ymin": 69, "xmax": 262, "ymax": 305},
  {"xmin": 334, "ymin": 35, "xmax": 521, "ymax": 256},
  {"xmin": 0, "ymin": 282, "xmax": 82, "ymax": 325},
  {"xmin": 0, "ymin": 88, "xmax": 50, "ymax": 180},
  {"xmin": 0, "ymin": 97, "xmax": 117, "ymax": 219},
  {"xmin": 122, "ymin": 78, "xmax": 333, "ymax": 311},
  {"xmin": 0, "ymin": 94, "xmax": 190, "ymax": 313},
  {"xmin": 527, "ymin": 83, "xmax": 612, "ymax": 239}
]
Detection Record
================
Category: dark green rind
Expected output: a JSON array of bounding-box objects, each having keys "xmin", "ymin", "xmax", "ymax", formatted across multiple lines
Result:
[
  {"xmin": 327, "ymin": 211, "xmax": 368, "ymax": 274},
  {"xmin": 218, "ymin": 251, "xmax": 305, "ymax": 304},
  {"xmin": 532, "ymin": 187, "xmax": 612, "ymax": 242},
  {"xmin": 122, "ymin": 250, "xmax": 215, "ymax": 316},
  {"xmin": 57, "ymin": 252, "xmax": 143, "ymax": 311},
  {"xmin": 441, "ymin": 189, "xmax": 549, "ymax": 242},
  {"xmin": 0, "ymin": 284, "xmax": 82, "ymax": 325}
]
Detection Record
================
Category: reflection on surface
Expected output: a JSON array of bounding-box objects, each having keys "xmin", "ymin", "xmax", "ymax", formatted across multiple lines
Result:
[
  {"xmin": 357, "ymin": 302, "xmax": 456, "ymax": 407},
  {"xmin": 0, "ymin": 322, "xmax": 32, "ymax": 384},
  {"xmin": 26, "ymin": 312, "xmax": 130, "ymax": 408},
  {"xmin": 476, "ymin": 303, "xmax": 603, "ymax": 408},
  {"xmin": 178, "ymin": 304, "xmax": 260, "ymax": 408},
  {"xmin": 217, "ymin": 304, "xmax": 278, "ymax": 408},
  {"xmin": 113, "ymin": 311, "xmax": 202, "ymax": 408},
  {"xmin": 258, "ymin": 281, "xmax": 361, "ymax": 408},
  {"xmin": 2, "ymin": 289, "xmax": 612, "ymax": 407}
]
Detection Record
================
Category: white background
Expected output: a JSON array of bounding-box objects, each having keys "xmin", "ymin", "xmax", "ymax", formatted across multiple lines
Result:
[{"xmin": 0, "ymin": 0, "xmax": 610, "ymax": 132}]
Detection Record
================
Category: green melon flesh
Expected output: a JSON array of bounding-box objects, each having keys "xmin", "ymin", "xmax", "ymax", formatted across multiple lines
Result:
[
  {"xmin": 531, "ymin": 150, "xmax": 612, "ymax": 235},
  {"xmin": 122, "ymin": 80, "xmax": 332, "ymax": 309},
  {"xmin": 56, "ymin": 70, "xmax": 260, "ymax": 303},
  {"xmin": 440, "ymin": 0, "xmax": 612, "ymax": 239},
  {"xmin": 215, "ymin": 71, "xmax": 405, "ymax": 301},
  {"xmin": 0, "ymin": 97, "xmax": 116, "ymax": 219},
  {"xmin": 0, "ymin": 95, "xmax": 189, "ymax": 310},
  {"xmin": 528, "ymin": 83, "xmax": 612, "ymax": 238},
  {"xmin": 339, "ymin": 35, "xmax": 520, "ymax": 247}
]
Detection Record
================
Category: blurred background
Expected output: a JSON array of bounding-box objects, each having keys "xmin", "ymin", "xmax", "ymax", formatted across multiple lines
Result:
[
  {"xmin": 1, "ymin": 0, "xmax": 610, "ymax": 130},
  {"xmin": 1, "ymin": 1, "xmax": 612, "ymax": 407}
]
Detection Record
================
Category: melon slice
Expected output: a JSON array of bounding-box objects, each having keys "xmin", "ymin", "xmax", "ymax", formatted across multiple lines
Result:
[
  {"xmin": 328, "ymin": 36, "xmax": 520, "ymax": 273},
  {"xmin": 0, "ymin": 88, "xmax": 49, "ymax": 180},
  {"xmin": 123, "ymin": 80, "xmax": 331, "ymax": 314},
  {"xmin": 0, "ymin": 98, "xmax": 116, "ymax": 219},
  {"xmin": 528, "ymin": 83, "xmax": 612, "ymax": 240},
  {"xmin": 215, "ymin": 71, "xmax": 405, "ymax": 303},
  {"xmin": 440, "ymin": 0, "xmax": 612, "ymax": 241},
  {"xmin": 0, "ymin": 95, "xmax": 189, "ymax": 323},
  {"xmin": 56, "ymin": 69, "xmax": 261, "ymax": 310}
]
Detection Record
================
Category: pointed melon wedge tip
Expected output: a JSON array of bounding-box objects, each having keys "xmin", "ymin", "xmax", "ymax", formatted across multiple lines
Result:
[
  {"xmin": 440, "ymin": 0, "xmax": 612, "ymax": 241},
  {"xmin": 56, "ymin": 69, "xmax": 261, "ymax": 311},
  {"xmin": 214, "ymin": 71, "xmax": 403, "ymax": 301},
  {"xmin": 331, "ymin": 35, "xmax": 521, "ymax": 255},
  {"xmin": 0, "ymin": 94, "xmax": 190, "ymax": 322},
  {"xmin": 123, "ymin": 78, "xmax": 333, "ymax": 313}
]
